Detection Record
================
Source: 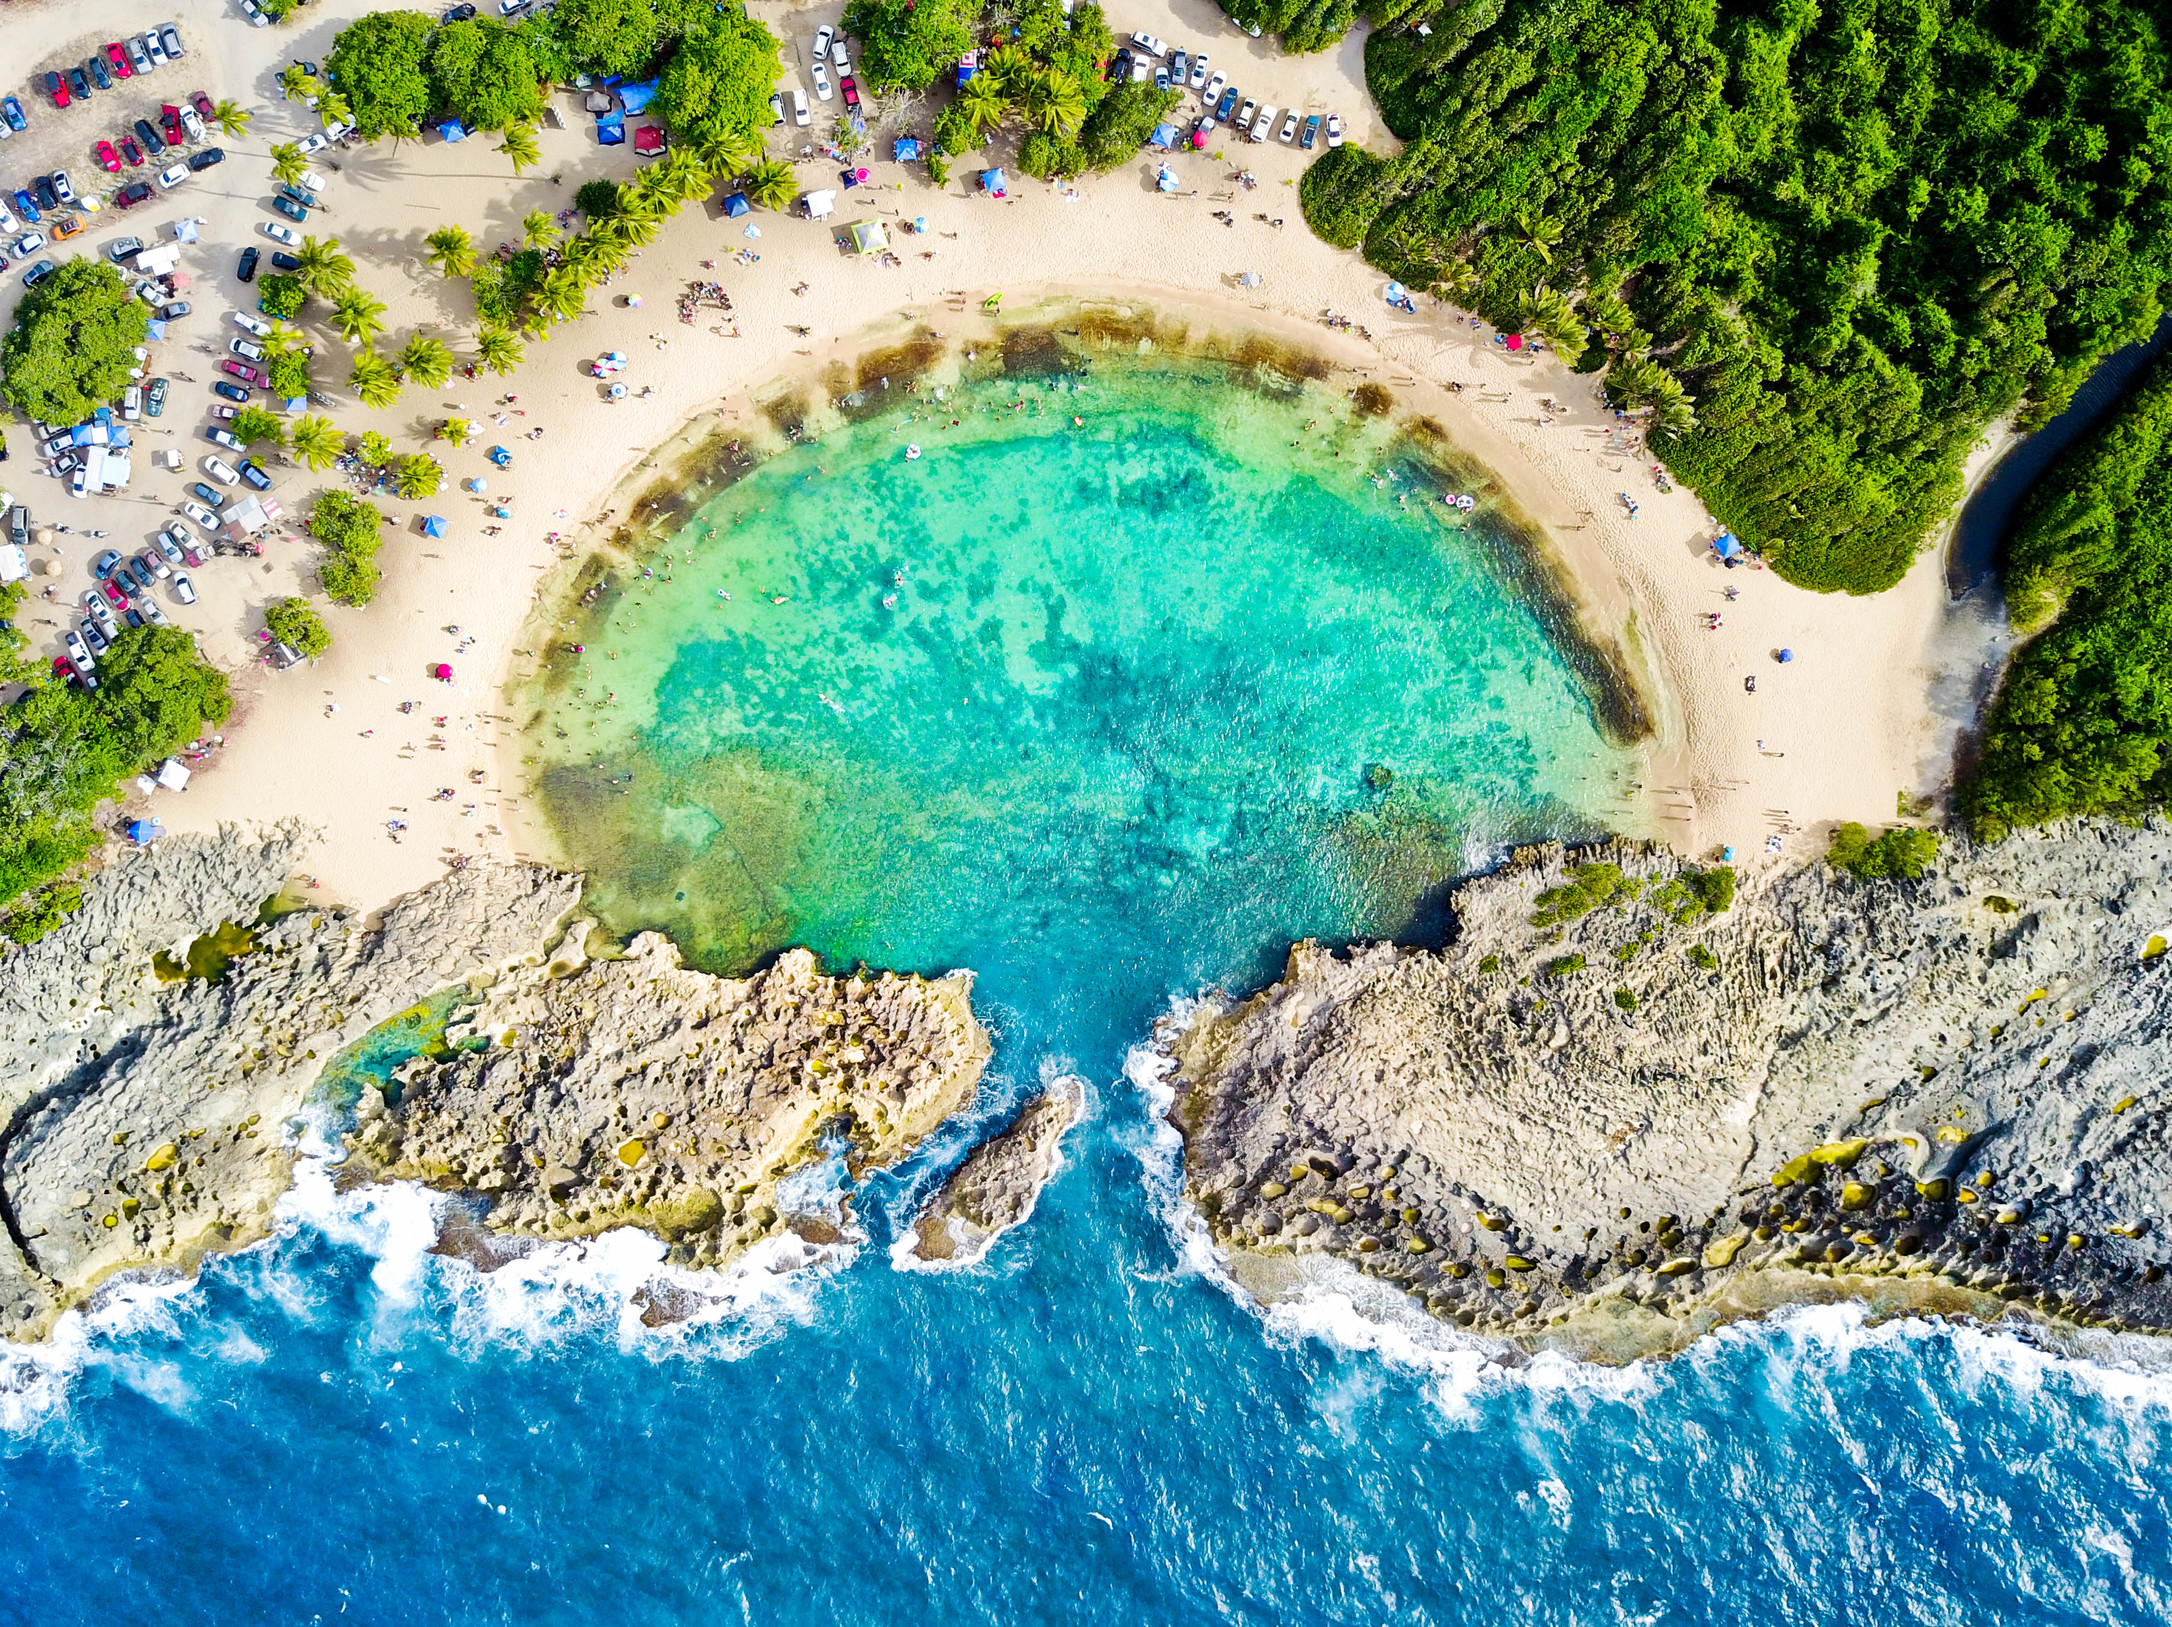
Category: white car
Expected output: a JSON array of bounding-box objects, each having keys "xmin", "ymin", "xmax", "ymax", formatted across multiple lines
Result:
[
  {"xmin": 172, "ymin": 573, "xmax": 196, "ymax": 605},
  {"xmin": 207, "ymin": 427, "xmax": 244, "ymax": 452},
  {"xmin": 65, "ymin": 629, "xmax": 93, "ymax": 669},
  {"xmin": 1203, "ymin": 70, "xmax": 1227, "ymax": 106},
  {"xmin": 179, "ymin": 105, "xmax": 206, "ymax": 143},
  {"xmin": 812, "ymin": 24, "xmax": 834, "ymax": 60},
  {"xmin": 0, "ymin": 202, "xmax": 17, "ymax": 236},
  {"xmin": 11, "ymin": 231, "xmax": 44, "ymax": 259},
  {"xmin": 293, "ymin": 169, "xmax": 325, "ymax": 193},
  {"xmin": 1190, "ymin": 54, "xmax": 1209, "ymax": 89},
  {"xmin": 181, "ymin": 500, "xmax": 219, "ymax": 530},
  {"xmin": 141, "ymin": 596, "xmax": 170, "ymax": 627},
  {"xmin": 84, "ymin": 591, "xmax": 117, "ymax": 633},
  {"xmin": 1278, "ymin": 109, "xmax": 1300, "ymax": 142},
  {"xmin": 811, "ymin": 61, "xmax": 832, "ymax": 101},
  {"xmin": 239, "ymin": 0, "xmax": 270, "ymax": 26},
  {"xmin": 792, "ymin": 88, "xmax": 810, "ymax": 127},
  {"xmin": 153, "ymin": 531, "xmax": 184, "ymax": 565},
  {"xmin": 231, "ymin": 311, "xmax": 272, "ymax": 336},
  {"xmin": 830, "ymin": 41, "xmax": 850, "ymax": 72},
  {"xmin": 1131, "ymin": 30, "xmax": 1168, "ymax": 55},
  {"xmin": 228, "ymin": 338, "xmax": 264, "ymax": 360},
  {"xmin": 296, "ymin": 131, "xmax": 329, "ymax": 154},
  {"xmin": 262, "ymin": 221, "xmax": 300, "ymax": 245},
  {"xmin": 1251, "ymin": 104, "xmax": 1277, "ymax": 141},
  {"xmin": 126, "ymin": 35, "xmax": 152, "ymax": 72},
  {"xmin": 123, "ymin": 385, "xmax": 143, "ymax": 420},
  {"xmin": 202, "ymin": 455, "xmax": 239, "ymax": 486},
  {"xmin": 1234, "ymin": 98, "xmax": 1257, "ymax": 132},
  {"xmin": 1326, "ymin": 113, "xmax": 1344, "ymax": 147},
  {"xmin": 155, "ymin": 163, "xmax": 188, "ymax": 190},
  {"xmin": 143, "ymin": 29, "xmax": 168, "ymax": 67},
  {"xmin": 52, "ymin": 171, "xmax": 76, "ymax": 205}
]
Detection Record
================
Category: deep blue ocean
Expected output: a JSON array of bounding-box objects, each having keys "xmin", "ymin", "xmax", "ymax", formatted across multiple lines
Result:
[{"xmin": 4, "ymin": 362, "xmax": 2168, "ymax": 1624}]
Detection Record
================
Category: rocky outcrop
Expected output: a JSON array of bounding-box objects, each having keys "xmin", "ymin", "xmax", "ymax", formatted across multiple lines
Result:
[
  {"xmin": 0, "ymin": 828, "xmax": 584, "ymax": 1341},
  {"xmin": 1164, "ymin": 819, "xmax": 2172, "ymax": 1359},
  {"xmin": 342, "ymin": 937, "xmax": 989, "ymax": 1270},
  {"xmin": 907, "ymin": 1078, "xmax": 1081, "ymax": 1265}
]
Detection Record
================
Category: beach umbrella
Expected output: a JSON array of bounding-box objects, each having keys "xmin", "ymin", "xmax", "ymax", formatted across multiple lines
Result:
[
  {"xmin": 1239, "ymin": 271, "xmax": 1261, "ymax": 287},
  {"xmin": 433, "ymin": 663, "xmax": 454, "ymax": 681},
  {"xmin": 609, "ymin": 383, "xmax": 627, "ymax": 400},
  {"xmin": 465, "ymin": 477, "xmax": 486, "ymax": 493},
  {"xmin": 1777, "ymin": 648, "xmax": 1794, "ymax": 663},
  {"xmin": 422, "ymin": 515, "xmax": 447, "ymax": 537},
  {"xmin": 915, "ymin": 216, "xmax": 927, "ymax": 234}
]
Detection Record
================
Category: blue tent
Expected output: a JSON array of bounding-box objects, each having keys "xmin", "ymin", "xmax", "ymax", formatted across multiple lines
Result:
[
  {"xmin": 596, "ymin": 111, "xmax": 625, "ymax": 145},
  {"xmin": 1713, "ymin": 531, "xmax": 1743, "ymax": 560},
  {"xmin": 146, "ymin": 318, "xmax": 169, "ymax": 341},
  {"xmin": 981, "ymin": 168, "xmax": 1007, "ymax": 197},
  {"xmin": 618, "ymin": 78, "xmax": 659, "ymax": 114},
  {"xmin": 126, "ymin": 818, "xmax": 164, "ymax": 845},
  {"xmin": 439, "ymin": 119, "xmax": 468, "ymax": 143},
  {"xmin": 1150, "ymin": 123, "xmax": 1178, "ymax": 148},
  {"xmin": 894, "ymin": 138, "xmax": 920, "ymax": 162},
  {"xmin": 722, "ymin": 192, "xmax": 751, "ymax": 217},
  {"xmin": 422, "ymin": 515, "xmax": 447, "ymax": 538}
]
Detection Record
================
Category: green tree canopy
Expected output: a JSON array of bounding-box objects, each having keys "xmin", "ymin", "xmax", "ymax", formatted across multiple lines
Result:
[
  {"xmin": 1, "ymin": 259, "xmax": 151, "ymax": 423},
  {"xmin": 843, "ymin": 0, "xmax": 978, "ymax": 90},
  {"xmin": 326, "ymin": 10, "xmax": 437, "ymax": 139},
  {"xmin": 309, "ymin": 490, "xmax": 386, "ymax": 605},
  {"xmin": 653, "ymin": 6, "xmax": 782, "ymax": 164},
  {"xmin": 536, "ymin": 0, "xmax": 708, "ymax": 77},
  {"xmin": 429, "ymin": 17, "xmax": 547, "ymax": 130},
  {"xmin": 265, "ymin": 597, "xmax": 333, "ymax": 659}
]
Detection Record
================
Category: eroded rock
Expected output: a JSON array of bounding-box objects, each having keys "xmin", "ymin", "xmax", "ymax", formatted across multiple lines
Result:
[{"xmin": 908, "ymin": 1077, "xmax": 1082, "ymax": 1265}]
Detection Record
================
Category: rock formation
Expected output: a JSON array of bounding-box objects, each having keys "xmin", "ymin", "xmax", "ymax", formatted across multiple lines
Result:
[
  {"xmin": 343, "ymin": 936, "xmax": 989, "ymax": 1270},
  {"xmin": 1163, "ymin": 819, "xmax": 2172, "ymax": 1358},
  {"xmin": 908, "ymin": 1078, "xmax": 1081, "ymax": 1265},
  {"xmin": 0, "ymin": 827, "xmax": 583, "ymax": 1340}
]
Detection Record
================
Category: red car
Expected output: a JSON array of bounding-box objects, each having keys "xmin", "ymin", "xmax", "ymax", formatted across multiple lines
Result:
[
  {"xmin": 106, "ymin": 42, "xmax": 133, "ymax": 78},
  {"xmin": 160, "ymin": 105, "xmax": 185, "ymax": 146},
  {"xmin": 841, "ymin": 76, "xmax": 860, "ymax": 109},
  {"xmin": 94, "ymin": 139, "xmax": 121, "ymax": 173},
  {"xmin": 191, "ymin": 90, "xmax": 214, "ymax": 120},
  {"xmin": 119, "ymin": 135, "xmax": 145, "ymax": 166},
  {"xmin": 116, "ymin": 180, "xmax": 153, "ymax": 208},
  {"xmin": 44, "ymin": 71, "xmax": 69, "ymax": 109},
  {"xmin": 101, "ymin": 578, "xmax": 129, "ymax": 609},
  {"xmin": 220, "ymin": 359, "xmax": 269, "ymax": 387}
]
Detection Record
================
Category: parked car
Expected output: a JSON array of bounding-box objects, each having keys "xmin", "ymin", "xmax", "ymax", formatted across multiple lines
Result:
[
  {"xmin": 201, "ymin": 456, "xmax": 239, "ymax": 486},
  {"xmin": 52, "ymin": 170, "xmax": 75, "ymax": 204},
  {"xmin": 94, "ymin": 549, "xmax": 123, "ymax": 578},
  {"xmin": 11, "ymin": 186, "xmax": 37, "ymax": 224},
  {"xmin": 1301, "ymin": 113, "xmax": 1321, "ymax": 149},
  {"xmin": 188, "ymin": 146, "xmax": 223, "ymax": 172},
  {"xmin": 153, "ymin": 530, "xmax": 184, "ymax": 565},
  {"xmin": 122, "ymin": 384, "xmax": 142, "ymax": 420},
  {"xmin": 162, "ymin": 24, "xmax": 186, "ymax": 61},
  {"xmin": 146, "ymin": 376, "xmax": 168, "ymax": 415},
  {"xmin": 231, "ymin": 310, "xmax": 271, "ymax": 335},
  {"xmin": 210, "ymin": 403, "xmax": 237, "ymax": 420},
  {"xmin": 189, "ymin": 482, "xmax": 226, "ymax": 508},
  {"xmin": 191, "ymin": 90, "xmax": 214, "ymax": 120},
  {"xmin": 116, "ymin": 181, "xmax": 153, "ymax": 208},
  {"xmin": 1203, "ymin": 71, "xmax": 1228, "ymax": 106},
  {"xmin": 236, "ymin": 244, "xmax": 260, "ymax": 281},
  {"xmin": 89, "ymin": 585, "xmax": 121, "ymax": 623},
  {"xmin": 81, "ymin": 617, "xmax": 109, "ymax": 654},
  {"xmin": 1, "ymin": 97, "xmax": 25, "ymax": 133},
  {"xmin": 261, "ymin": 220, "xmax": 299, "ymax": 245},
  {"xmin": 22, "ymin": 260, "xmax": 55, "ymax": 287},
  {"xmin": 141, "ymin": 596, "xmax": 170, "ymax": 628},
  {"xmin": 269, "ymin": 250, "xmax": 301, "ymax": 271},
  {"xmin": 841, "ymin": 76, "xmax": 860, "ymax": 109},
  {"xmin": 0, "ymin": 201, "xmax": 16, "ymax": 235},
  {"xmin": 811, "ymin": 61, "xmax": 832, "ymax": 101},
  {"xmin": 238, "ymin": 459, "xmax": 271, "ymax": 491},
  {"xmin": 67, "ymin": 68, "xmax": 92, "ymax": 103},
  {"xmin": 271, "ymin": 194, "xmax": 308, "ymax": 223},
  {"xmin": 179, "ymin": 105, "xmax": 205, "ymax": 142},
  {"xmin": 33, "ymin": 175, "xmax": 57, "ymax": 212},
  {"xmin": 159, "ymin": 299, "xmax": 189, "ymax": 319},
  {"xmin": 296, "ymin": 130, "xmax": 329, "ymax": 154},
  {"xmin": 220, "ymin": 359, "xmax": 268, "ymax": 386},
  {"xmin": 86, "ymin": 54, "xmax": 113, "ymax": 93},
  {"xmin": 769, "ymin": 92, "xmax": 783, "ymax": 126},
  {"xmin": 134, "ymin": 117, "xmax": 166, "ymax": 156},
  {"xmin": 1191, "ymin": 54, "xmax": 1210, "ymax": 89},
  {"xmin": 1278, "ymin": 109, "xmax": 1300, "ymax": 142},
  {"xmin": 143, "ymin": 30, "xmax": 168, "ymax": 68},
  {"xmin": 9, "ymin": 232, "xmax": 45, "ymax": 260},
  {"xmin": 105, "ymin": 41, "xmax": 134, "ymax": 78},
  {"xmin": 1325, "ymin": 113, "xmax": 1343, "ymax": 147},
  {"xmin": 228, "ymin": 337, "xmax": 263, "ymax": 360},
  {"xmin": 1171, "ymin": 49, "xmax": 1188, "ymax": 85},
  {"xmin": 120, "ymin": 557, "xmax": 152, "ymax": 592},
  {"xmin": 160, "ymin": 105, "xmax": 185, "ymax": 146},
  {"xmin": 207, "ymin": 426, "xmax": 243, "ymax": 451},
  {"xmin": 119, "ymin": 135, "xmax": 144, "ymax": 166},
  {"xmin": 240, "ymin": 0, "xmax": 270, "ymax": 26},
  {"xmin": 126, "ymin": 37, "xmax": 151, "ymax": 74},
  {"xmin": 172, "ymin": 572, "xmax": 196, "ymax": 605},
  {"xmin": 792, "ymin": 89, "xmax": 810, "ymax": 127},
  {"xmin": 443, "ymin": 3, "xmax": 478, "ymax": 18},
  {"xmin": 212, "ymin": 381, "xmax": 249, "ymax": 403},
  {"xmin": 43, "ymin": 71, "xmax": 69, "ymax": 110},
  {"xmin": 813, "ymin": 24, "xmax": 834, "ymax": 59},
  {"xmin": 1131, "ymin": 30, "xmax": 1169, "ymax": 55},
  {"xmin": 65, "ymin": 629, "xmax": 93, "ymax": 669},
  {"xmin": 138, "ymin": 549, "xmax": 170, "ymax": 580},
  {"xmin": 95, "ymin": 139, "xmax": 121, "ymax": 172},
  {"xmin": 52, "ymin": 217, "xmax": 83, "ymax": 242},
  {"xmin": 1234, "ymin": 98, "xmax": 1257, "ymax": 132},
  {"xmin": 831, "ymin": 40, "xmax": 851, "ymax": 72},
  {"xmin": 180, "ymin": 500, "xmax": 219, "ymax": 530},
  {"xmin": 1251, "ymin": 104, "xmax": 1278, "ymax": 141}
]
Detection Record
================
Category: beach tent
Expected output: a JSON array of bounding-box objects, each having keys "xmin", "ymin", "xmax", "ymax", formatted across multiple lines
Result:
[
  {"xmin": 1713, "ymin": 531, "xmax": 1744, "ymax": 561},
  {"xmin": 803, "ymin": 189, "xmax": 837, "ymax": 220},
  {"xmin": 618, "ymin": 79, "xmax": 659, "ymax": 114},
  {"xmin": 465, "ymin": 477, "xmax": 487, "ymax": 493},
  {"xmin": 1239, "ymin": 270, "xmax": 1261, "ymax": 287},
  {"xmin": 583, "ymin": 90, "xmax": 613, "ymax": 113},
  {"xmin": 849, "ymin": 220, "xmax": 888, "ymax": 254},
  {"xmin": 146, "ymin": 319, "xmax": 168, "ymax": 341},
  {"xmin": 981, "ymin": 168, "xmax": 1007, "ymax": 197},
  {"xmin": 156, "ymin": 757, "xmax": 191, "ymax": 791},
  {"xmin": 633, "ymin": 124, "xmax": 666, "ymax": 155},
  {"xmin": 172, "ymin": 217, "xmax": 199, "ymax": 243},
  {"xmin": 957, "ymin": 50, "xmax": 978, "ymax": 87},
  {"xmin": 438, "ymin": 119, "xmax": 468, "ymax": 143},
  {"xmin": 722, "ymin": 192, "xmax": 751, "ymax": 218},
  {"xmin": 596, "ymin": 111, "xmax": 625, "ymax": 145},
  {"xmin": 1156, "ymin": 165, "xmax": 1179, "ymax": 193},
  {"xmin": 126, "ymin": 818, "xmax": 164, "ymax": 844},
  {"xmin": 422, "ymin": 515, "xmax": 447, "ymax": 538},
  {"xmin": 488, "ymin": 446, "xmax": 512, "ymax": 467},
  {"xmin": 894, "ymin": 138, "xmax": 920, "ymax": 162},
  {"xmin": 1150, "ymin": 123, "xmax": 1177, "ymax": 149}
]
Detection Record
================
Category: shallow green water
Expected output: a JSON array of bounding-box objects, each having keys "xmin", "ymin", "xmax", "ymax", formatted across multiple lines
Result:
[{"xmin": 523, "ymin": 355, "xmax": 1632, "ymax": 1051}]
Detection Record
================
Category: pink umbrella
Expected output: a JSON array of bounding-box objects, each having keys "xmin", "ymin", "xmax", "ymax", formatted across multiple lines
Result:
[{"xmin": 433, "ymin": 663, "xmax": 453, "ymax": 681}]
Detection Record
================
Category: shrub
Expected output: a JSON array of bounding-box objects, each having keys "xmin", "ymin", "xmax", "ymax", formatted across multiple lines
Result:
[
  {"xmin": 845, "ymin": 0, "xmax": 978, "ymax": 90},
  {"xmin": 1688, "ymin": 943, "xmax": 1718, "ymax": 970},
  {"xmin": 309, "ymin": 490, "xmax": 385, "ymax": 606},
  {"xmin": 1, "ymin": 881, "xmax": 83, "ymax": 945},
  {"xmin": 264, "ymin": 597, "xmax": 332, "ymax": 659},
  {"xmin": 926, "ymin": 150, "xmax": 951, "ymax": 188},
  {"xmin": 1828, "ymin": 824, "xmax": 1941, "ymax": 881},
  {"xmin": 575, "ymin": 178, "xmax": 624, "ymax": 219},
  {"xmin": 1542, "ymin": 953, "xmax": 1585, "ymax": 978},
  {"xmin": 1613, "ymin": 988, "xmax": 1637, "ymax": 1012},
  {"xmin": 1019, "ymin": 131, "xmax": 1086, "ymax": 179},
  {"xmin": 1531, "ymin": 861, "xmax": 1623, "ymax": 927},
  {"xmin": 258, "ymin": 274, "xmax": 306, "ymax": 318}
]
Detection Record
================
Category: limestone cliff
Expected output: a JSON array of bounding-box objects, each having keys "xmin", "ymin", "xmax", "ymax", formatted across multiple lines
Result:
[
  {"xmin": 343, "ymin": 937, "xmax": 990, "ymax": 1270},
  {"xmin": 907, "ymin": 1078, "xmax": 1081, "ymax": 1265},
  {"xmin": 1165, "ymin": 819, "xmax": 2172, "ymax": 1358},
  {"xmin": 0, "ymin": 829, "xmax": 583, "ymax": 1340}
]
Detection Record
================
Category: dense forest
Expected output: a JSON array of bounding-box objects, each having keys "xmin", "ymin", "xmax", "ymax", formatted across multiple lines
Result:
[
  {"xmin": 1964, "ymin": 351, "xmax": 2172, "ymax": 837},
  {"xmin": 1287, "ymin": 0, "xmax": 2172, "ymax": 595}
]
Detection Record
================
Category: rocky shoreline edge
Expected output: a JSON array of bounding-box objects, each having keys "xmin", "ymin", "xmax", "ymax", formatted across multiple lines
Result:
[{"xmin": 1162, "ymin": 819, "xmax": 2172, "ymax": 1364}]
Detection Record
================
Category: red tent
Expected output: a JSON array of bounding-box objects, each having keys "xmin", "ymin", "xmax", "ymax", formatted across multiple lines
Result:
[{"xmin": 633, "ymin": 124, "xmax": 666, "ymax": 155}]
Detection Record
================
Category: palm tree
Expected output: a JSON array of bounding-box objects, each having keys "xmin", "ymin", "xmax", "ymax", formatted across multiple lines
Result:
[
  {"xmin": 536, "ymin": 268, "xmax": 590, "ymax": 324},
  {"xmin": 655, "ymin": 149, "xmax": 713, "ymax": 203},
  {"xmin": 348, "ymin": 349, "xmax": 402, "ymax": 409},
  {"xmin": 1510, "ymin": 209, "xmax": 1563, "ymax": 265},
  {"xmin": 212, "ymin": 99, "xmax": 253, "ymax": 138},
  {"xmin": 393, "ymin": 453, "xmax": 443, "ymax": 500},
  {"xmin": 497, "ymin": 124, "xmax": 541, "ymax": 175},
  {"xmin": 439, "ymin": 418, "xmax": 474, "ymax": 446},
  {"xmin": 959, "ymin": 77, "xmax": 1007, "ymax": 142},
  {"xmin": 355, "ymin": 430, "xmax": 394, "ymax": 469},
  {"xmin": 520, "ymin": 210, "xmax": 558, "ymax": 251},
  {"xmin": 742, "ymin": 159, "xmax": 797, "ymax": 212},
  {"xmin": 397, "ymin": 333, "xmax": 455, "ymax": 389},
  {"xmin": 613, "ymin": 211, "xmax": 661, "ymax": 249},
  {"xmin": 317, "ymin": 90, "xmax": 352, "ymax": 128},
  {"xmin": 269, "ymin": 142, "xmax": 308, "ymax": 189},
  {"xmin": 475, "ymin": 327, "xmax": 524, "ymax": 375},
  {"xmin": 426, "ymin": 224, "xmax": 477, "ymax": 279},
  {"xmin": 257, "ymin": 323, "xmax": 305, "ymax": 361},
  {"xmin": 230, "ymin": 405, "xmax": 287, "ymax": 449},
  {"xmin": 330, "ymin": 287, "xmax": 388, "ymax": 345},
  {"xmin": 289, "ymin": 415, "xmax": 341, "ymax": 470},
  {"xmin": 279, "ymin": 66, "xmax": 322, "ymax": 104},
  {"xmin": 292, "ymin": 235, "xmax": 355, "ymax": 299},
  {"xmin": 1022, "ymin": 69, "xmax": 1086, "ymax": 140}
]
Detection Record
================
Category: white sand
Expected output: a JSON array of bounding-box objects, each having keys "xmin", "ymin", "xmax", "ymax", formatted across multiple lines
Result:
[{"xmin": 0, "ymin": 0, "xmax": 1974, "ymax": 914}]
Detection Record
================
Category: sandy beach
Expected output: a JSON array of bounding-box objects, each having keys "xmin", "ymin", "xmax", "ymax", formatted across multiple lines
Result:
[{"xmin": 0, "ymin": 0, "xmax": 1984, "ymax": 915}]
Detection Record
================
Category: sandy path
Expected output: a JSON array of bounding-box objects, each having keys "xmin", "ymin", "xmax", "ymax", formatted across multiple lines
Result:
[{"xmin": 0, "ymin": 0, "xmax": 1972, "ymax": 915}]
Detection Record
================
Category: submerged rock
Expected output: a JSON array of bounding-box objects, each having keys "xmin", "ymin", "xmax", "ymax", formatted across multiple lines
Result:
[
  {"xmin": 341, "ymin": 936, "xmax": 990, "ymax": 1272},
  {"xmin": 1163, "ymin": 819, "xmax": 2172, "ymax": 1359},
  {"xmin": 908, "ymin": 1077, "xmax": 1082, "ymax": 1265}
]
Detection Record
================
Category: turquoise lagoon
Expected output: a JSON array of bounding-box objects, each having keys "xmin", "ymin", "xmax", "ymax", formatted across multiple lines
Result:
[{"xmin": 3, "ymin": 339, "xmax": 2167, "ymax": 1626}]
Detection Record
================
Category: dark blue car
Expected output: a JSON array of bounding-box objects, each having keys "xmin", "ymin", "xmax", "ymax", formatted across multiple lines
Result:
[
  {"xmin": 237, "ymin": 459, "xmax": 272, "ymax": 491},
  {"xmin": 11, "ymin": 188, "xmax": 38, "ymax": 225},
  {"xmin": 190, "ymin": 482, "xmax": 226, "ymax": 508},
  {"xmin": 1216, "ymin": 85, "xmax": 1241, "ymax": 120}
]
